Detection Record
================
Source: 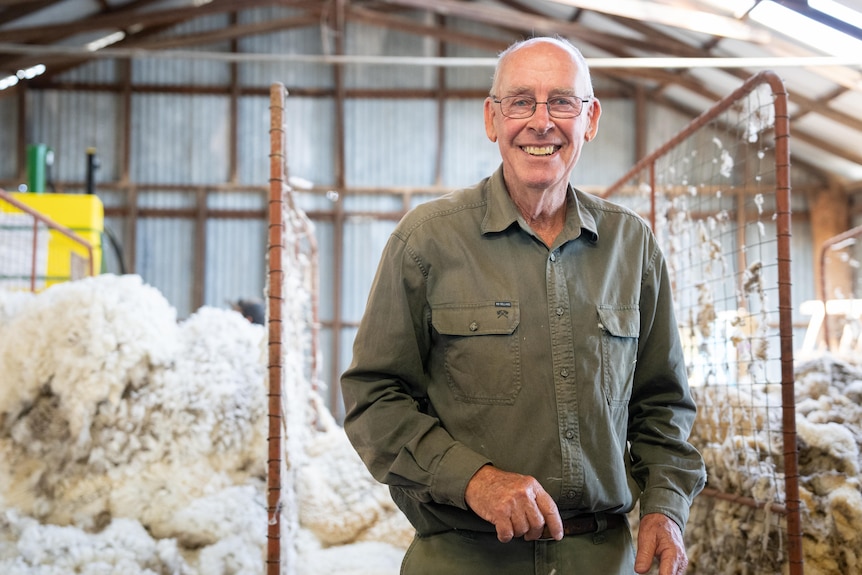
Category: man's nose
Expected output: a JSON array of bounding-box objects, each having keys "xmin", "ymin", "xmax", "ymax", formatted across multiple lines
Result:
[{"xmin": 529, "ymin": 102, "xmax": 555, "ymax": 131}]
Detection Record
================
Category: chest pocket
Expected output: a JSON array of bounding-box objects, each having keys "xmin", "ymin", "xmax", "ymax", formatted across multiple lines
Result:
[
  {"xmin": 431, "ymin": 301, "xmax": 521, "ymax": 405},
  {"xmin": 597, "ymin": 305, "xmax": 639, "ymax": 408}
]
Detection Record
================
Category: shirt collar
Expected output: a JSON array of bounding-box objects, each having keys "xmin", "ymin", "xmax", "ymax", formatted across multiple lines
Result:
[{"xmin": 481, "ymin": 164, "xmax": 599, "ymax": 244}]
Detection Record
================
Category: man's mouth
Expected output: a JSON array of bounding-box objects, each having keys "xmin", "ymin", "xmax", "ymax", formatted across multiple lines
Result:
[{"xmin": 522, "ymin": 145, "xmax": 559, "ymax": 156}]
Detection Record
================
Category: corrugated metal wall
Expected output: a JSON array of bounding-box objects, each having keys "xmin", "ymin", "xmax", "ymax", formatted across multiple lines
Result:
[
  {"xmin": 27, "ymin": 90, "xmax": 121, "ymax": 184},
  {"xmin": 0, "ymin": 96, "xmax": 18, "ymax": 179},
  {"xmin": 0, "ymin": 5, "xmax": 824, "ymax": 417}
]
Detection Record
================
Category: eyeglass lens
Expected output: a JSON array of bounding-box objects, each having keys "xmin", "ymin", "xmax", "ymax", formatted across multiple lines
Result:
[{"xmin": 498, "ymin": 96, "xmax": 584, "ymax": 119}]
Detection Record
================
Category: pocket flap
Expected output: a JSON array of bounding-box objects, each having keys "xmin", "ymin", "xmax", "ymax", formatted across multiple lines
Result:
[
  {"xmin": 432, "ymin": 301, "xmax": 520, "ymax": 336},
  {"xmin": 597, "ymin": 305, "xmax": 640, "ymax": 338}
]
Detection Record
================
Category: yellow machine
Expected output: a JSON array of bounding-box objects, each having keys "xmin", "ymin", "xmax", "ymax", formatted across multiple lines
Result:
[{"xmin": 1, "ymin": 192, "xmax": 103, "ymax": 289}]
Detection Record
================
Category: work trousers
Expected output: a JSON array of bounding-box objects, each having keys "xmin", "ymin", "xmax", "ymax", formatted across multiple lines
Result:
[{"xmin": 401, "ymin": 521, "xmax": 636, "ymax": 575}]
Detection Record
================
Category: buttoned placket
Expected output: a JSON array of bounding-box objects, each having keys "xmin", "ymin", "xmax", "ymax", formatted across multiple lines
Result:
[{"xmin": 546, "ymin": 246, "xmax": 583, "ymax": 506}]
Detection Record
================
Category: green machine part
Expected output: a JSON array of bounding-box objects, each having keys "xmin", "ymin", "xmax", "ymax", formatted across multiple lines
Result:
[{"xmin": 26, "ymin": 144, "xmax": 51, "ymax": 193}]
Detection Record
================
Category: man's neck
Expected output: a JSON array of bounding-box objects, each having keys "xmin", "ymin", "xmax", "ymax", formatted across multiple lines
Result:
[{"xmin": 509, "ymin": 184, "xmax": 568, "ymax": 247}]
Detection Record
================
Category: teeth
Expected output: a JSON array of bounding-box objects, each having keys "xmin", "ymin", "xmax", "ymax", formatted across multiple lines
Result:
[{"xmin": 523, "ymin": 145, "xmax": 556, "ymax": 156}]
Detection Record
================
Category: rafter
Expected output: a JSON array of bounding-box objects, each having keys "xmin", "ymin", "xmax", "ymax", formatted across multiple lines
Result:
[
  {"xmin": 543, "ymin": 0, "xmax": 770, "ymax": 42},
  {"xmin": 0, "ymin": 0, "xmax": 59, "ymax": 26},
  {"xmin": 586, "ymin": 10, "xmax": 862, "ymax": 167},
  {"xmin": 0, "ymin": 0, "xmax": 287, "ymax": 43},
  {"xmin": 378, "ymin": 0, "xmax": 700, "ymax": 56},
  {"xmin": 0, "ymin": 0, "xmax": 320, "ymax": 76},
  {"xmin": 345, "ymin": 5, "xmax": 513, "ymax": 53}
]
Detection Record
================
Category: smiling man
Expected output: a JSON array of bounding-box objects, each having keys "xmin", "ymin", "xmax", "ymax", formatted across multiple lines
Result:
[{"xmin": 342, "ymin": 36, "xmax": 705, "ymax": 575}]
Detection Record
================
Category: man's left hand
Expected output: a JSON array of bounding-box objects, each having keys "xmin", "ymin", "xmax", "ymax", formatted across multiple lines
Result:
[{"xmin": 634, "ymin": 512, "xmax": 688, "ymax": 575}]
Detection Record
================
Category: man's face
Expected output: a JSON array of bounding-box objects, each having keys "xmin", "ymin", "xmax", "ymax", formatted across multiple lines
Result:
[{"xmin": 484, "ymin": 41, "xmax": 601, "ymax": 195}]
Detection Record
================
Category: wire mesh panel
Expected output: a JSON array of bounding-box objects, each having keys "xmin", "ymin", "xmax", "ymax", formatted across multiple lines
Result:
[
  {"xmin": 603, "ymin": 72, "xmax": 801, "ymax": 574},
  {"xmin": 0, "ymin": 203, "xmax": 49, "ymax": 291},
  {"xmin": 814, "ymin": 225, "xmax": 862, "ymax": 359}
]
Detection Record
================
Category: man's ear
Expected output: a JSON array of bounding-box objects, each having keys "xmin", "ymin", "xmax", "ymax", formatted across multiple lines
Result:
[
  {"xmin": 585, "ymin": 98, "xmax": 602, "ymax": 142},
  {"xmin": 484, "ymin": 98, "xmax": 498, "ymax": 143}
]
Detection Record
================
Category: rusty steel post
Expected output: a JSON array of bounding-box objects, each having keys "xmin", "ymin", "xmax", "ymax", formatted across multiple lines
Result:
[{"xmin": 266, "ymin": 82, "xmax": 287, "ymax": 575}]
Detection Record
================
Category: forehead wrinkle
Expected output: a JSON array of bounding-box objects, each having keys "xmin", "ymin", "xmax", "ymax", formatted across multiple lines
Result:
[{"xmin": 500, "ymin": 85, "xmax": 532, "ymax": 97}]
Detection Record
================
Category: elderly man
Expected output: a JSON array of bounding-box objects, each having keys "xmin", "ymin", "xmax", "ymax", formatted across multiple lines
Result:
[{"xmin": 341, "ymin": 36, "xmax": 706, "ymax": 575}]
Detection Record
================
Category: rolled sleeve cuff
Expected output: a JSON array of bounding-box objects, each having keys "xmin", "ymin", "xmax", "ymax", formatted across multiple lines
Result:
[
  {"xmin": 639, "ymin": 487, "xmax": 693, "ymax": 532},
  {"xmin": 431, "ymin": 442, "xmax": 492, "ymax": 510}
]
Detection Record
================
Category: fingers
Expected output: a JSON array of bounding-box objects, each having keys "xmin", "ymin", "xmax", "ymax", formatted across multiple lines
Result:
[
  {"xmin": 661, "ymin": 555, "xmax": 688, "ymax": 575},
  {"xmin": 634, "ymin": 519, "xmax": 658, "ymax": 574},
  {"xmin": 634, "ymin": 539, "xmax": 656, "ymax": 573},
  {"xmin": 635, "ymin": 513, "xmax": 688, "ymax": 575},
  {"xmin": 528, "ymin": 490, "xmax": 563, "ymax": 541},
  {"xmin": 520, "ymin": 504, "xmax": 548, "ymax": 541},
  {"xmin": 498, "ymin": 501, "xmax": 544, "ymax": 542},
  {"xmin": 495, "ymin": 518, "xmax": 515, "ymax": 543},
  {"xmin": 465, "ymin": 466, "xmax": 562, "ymax": 543}
]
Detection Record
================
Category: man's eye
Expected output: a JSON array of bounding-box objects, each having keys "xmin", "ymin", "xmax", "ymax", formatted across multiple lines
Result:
[
  {"xmin": 510, "ymin": 98, "xmax": 534, "ymax": 107},
  {"xmin": 550, "ymin": 97, "xmax": 575, "ymax": 107}
]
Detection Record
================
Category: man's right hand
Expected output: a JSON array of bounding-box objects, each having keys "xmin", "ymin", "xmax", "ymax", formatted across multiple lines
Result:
[{"xmin": 464, "ymin": 464, "xmax": 564, "ymax": 542}]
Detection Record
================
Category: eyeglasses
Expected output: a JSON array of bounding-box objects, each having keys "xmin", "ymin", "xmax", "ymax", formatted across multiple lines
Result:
[{"xmin": 492, "ymin": 95, "xmax": 592, "ymax": 119}]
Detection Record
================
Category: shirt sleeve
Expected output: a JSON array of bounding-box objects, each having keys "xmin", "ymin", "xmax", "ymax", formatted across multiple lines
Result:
[
  {"xmin": 341, "ymin": 232, "xmax": 491, "ymax": 510},
  {"xmin": 628, "ymin": 240, "xmax": 707, "ymax": 531}
]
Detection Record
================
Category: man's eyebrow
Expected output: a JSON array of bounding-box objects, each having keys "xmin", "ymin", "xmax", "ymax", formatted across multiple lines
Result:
[
  {"xmin": 500, "ymin": 87, "xmax": 578, "ymax": 97},
  {"xmin": 500, "ymin": 86, "xmax": 532, "ymax": 96}
]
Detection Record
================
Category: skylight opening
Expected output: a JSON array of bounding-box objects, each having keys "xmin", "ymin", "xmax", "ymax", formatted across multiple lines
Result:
[
  {"xmin": 0, "ymin": 75, "xmax": 18, "ymax": 91},
  {"xmin": 749, "ymin": 0, "xmax": 862, "ymax": 56},
  {"xmin": 811, "ymin": 0, "xmax": 862, "ymax": 29},
  {"xmin": 86, "ymin": 31, "xmax": 126, "ymax": 52},
  {"xmin": 0, "ymin": 64, "xmax": 46, "ymax": 91},
  {"xmin": 693, "ymin": 0, "xmax": 757, "ymax": 19}
]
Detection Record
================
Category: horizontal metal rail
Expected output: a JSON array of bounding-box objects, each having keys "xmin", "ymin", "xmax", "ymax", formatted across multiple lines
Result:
[{"xmin": 0, "ymin": 188, "xmax": 96, "ymax": 290}]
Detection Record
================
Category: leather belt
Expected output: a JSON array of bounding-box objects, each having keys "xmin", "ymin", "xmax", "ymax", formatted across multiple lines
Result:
[{"xmin": 541, "ymin": 513, "xmax": 626, "ymax": 539}]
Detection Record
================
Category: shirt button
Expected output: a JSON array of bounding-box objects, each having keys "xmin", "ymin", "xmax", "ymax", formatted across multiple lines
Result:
[
  {"xmin": 560, "ymin": 369, "xmax": 569, "ymax": 377},
  {"xmin": 556, "ymin": 307, "xmax": 564, "ymax": 316},
  {"xmin": 549, "ymin": 253, "xmax": 557, "ymax": 262},
  {"xmin": 567, "ymin": 490, "xmax": 576, "ymax": 499},
  {"xmin": 469, "ymin": 321, "xmax": 478, "ymax": 332},
  {"xmin": 565, "ymin": 430, "xmax": 575, "ymax": 439}
]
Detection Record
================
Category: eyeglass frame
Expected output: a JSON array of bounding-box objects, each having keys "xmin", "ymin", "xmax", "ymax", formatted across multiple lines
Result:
[{"xmin": 491, "ymin": 94, "xmax": 593, "ymax": 119}]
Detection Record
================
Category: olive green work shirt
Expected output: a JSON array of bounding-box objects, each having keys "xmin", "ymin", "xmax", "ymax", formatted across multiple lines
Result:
[{"xmin": 341, "ymin": 166, "xmax": 706, "ymax": 536}]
